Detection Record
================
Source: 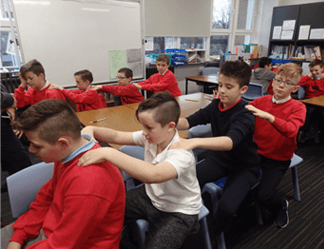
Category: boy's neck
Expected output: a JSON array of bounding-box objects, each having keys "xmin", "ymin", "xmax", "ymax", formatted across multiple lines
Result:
[
  {"xmin": 157, "ymin": 130, "xmax": 176, "ymax": 154},
  {"xmin": 37, "ymin": 80, "xmax": 47, "ymax": 90},
  {"xmin": 65, "ymin": 136, "xmax": 89, "ymax": 158}
]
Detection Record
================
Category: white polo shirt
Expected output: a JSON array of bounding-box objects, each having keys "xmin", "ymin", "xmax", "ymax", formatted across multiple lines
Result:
[{"xmin": 132, "ymin": 130, "xmax": 202, "ymax": 215}]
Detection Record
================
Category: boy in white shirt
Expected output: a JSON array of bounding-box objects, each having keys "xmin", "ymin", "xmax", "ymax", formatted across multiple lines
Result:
[{"xmin": 79, "ymin": 92, "xmax": 202, "ymax": 249}]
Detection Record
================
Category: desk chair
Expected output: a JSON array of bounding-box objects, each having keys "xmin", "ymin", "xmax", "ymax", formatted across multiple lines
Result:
[
  {"xmin": 118, "ymin": 145, "xmax": 212, "ymax": 249},
  {"xmin": 201, "ymin": 67, "xmax": 219, "ymax": 94},
  {"xmin": 298, "ymin": 85, "xmax": 305, "ymax": 100},
  {"xmin": 242, "ymin": 82, "xmax": 263, "ymax": 102},
  {"xmin": 7, "ymin": 162, "xmax": 54, "ymax": 218}
]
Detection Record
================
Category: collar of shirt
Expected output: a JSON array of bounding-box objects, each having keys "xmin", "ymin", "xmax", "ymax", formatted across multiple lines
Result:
[
  {"xmin": 160, "ymin": 69, "xmax": 168, "ymax": 75},
  {"xmin": 39, "ymin": 80, "xmax": 50, "ymax": 91},
  {"xmin": 218, "ymin": 97, "xmax": 242, "ymax": 112},
  {"xmin": 272, "ymin": 95, "xmax": 291, "ymax": 104},
  {"xmin": 62, "ymin": 134, "xmax": 95, "ymax": 164},
  {"xmin": 312, "ymin": 76, "xmax": 321, "ymax": 80}
]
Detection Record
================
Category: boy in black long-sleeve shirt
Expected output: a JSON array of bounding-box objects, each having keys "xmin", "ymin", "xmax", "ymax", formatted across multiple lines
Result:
[{"xmin": 171, "ymin": 61, "xmax": 260, "ymax": 235}]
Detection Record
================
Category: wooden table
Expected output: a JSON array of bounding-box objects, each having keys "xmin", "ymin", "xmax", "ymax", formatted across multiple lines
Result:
[
  {"xmin": 76, "ymin": 93, "xmax": 212, "ymax": 148},
  {"xmin": 185, "ymin": 75, "xmax": 219, "ymax": 94},
  {"xmin": 301, "ymin": 96, "xmax": 324, "ymax": 107}
]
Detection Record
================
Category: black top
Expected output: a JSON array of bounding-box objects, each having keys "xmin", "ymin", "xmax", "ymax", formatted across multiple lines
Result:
[
  {"xmin": 1, "ymin": 83, "xmax": 14, "ymax": 109},
  {"xmin": 186, "ymin": 98, "xmax": 260, "ymax": 168}
]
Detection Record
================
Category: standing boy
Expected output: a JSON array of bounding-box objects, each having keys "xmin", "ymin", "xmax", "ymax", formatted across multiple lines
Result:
[
  {"xmin": 133, "ymin": 54, "xmax": 182, "ymax": 97},
  {"xmin": 90, "ymin": 67, "xmax": 144, "ymax": 105},
  {"xmin": 170, "ymin": 61, "xmax": 261, "ymax": 235},
  {"xmin": 246, "ymin": 63, "xmax": 306, "ymax": 228},
  {"xmin": 79, "ymin": 92, "xmax": 201, "ymax": 249},
  {"xmin": 251, "ymin": 57, "xmax": 276, "ymax": 94},
  {"xmin": 13, "ymin": 59, "xmax": 66, "ymax": 108},
  {"xmin": 1, "ymin": 99, "xmax": 125, "ymax": 249},
  {"xmin": 50, "ymin": 69, "xmax": 107, "ymax": 112}
]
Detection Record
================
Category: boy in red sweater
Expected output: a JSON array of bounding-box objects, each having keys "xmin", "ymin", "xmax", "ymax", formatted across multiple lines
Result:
[
  {"xmin": 50, "ymin": 70, "xmax": 107, "ymax": 112},
  {"xmin": 1, "ymin": 99, "xmax": 125, "ymax": 249},
  {"xmin": 133, "ymin": 54, "xmax": 182, "ymax": 97},
  {"xmin": 13, "ymin": 60, "xmax": 66, "ymax": 108},
  {"xmin": 246, "ymin": 63, "xmax": 306, "ymax": 228},
  {"xmin": 90, "ymin": 67, "xmax": 144, "ymax": 105}
]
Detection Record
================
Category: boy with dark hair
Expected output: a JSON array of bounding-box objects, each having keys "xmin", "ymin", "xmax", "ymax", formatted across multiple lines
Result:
[
  {"xmin": 1, "ymin": 99, "xmax": 125, "ymax": 249},
  {"xmin": 79, "ymin": 92, "xmax": 201, "ymax": 249},
  {"xmin": 251, "ymin": 57, "xmax": 276, "ymax": 94},
  {"xmin": 90, "ymin": 67, "xmax": 144, "ymax": 105},
  {"xmin": 133, "ymin": 54, "xmax": 182, "ymax": 97},
  {"xmin": 13, "ymin": 59, "xmax": 66, "ymax": 108},
  {"xmin": 50, "ymin": 69, "xmax": 107, "ymax": 112},
  {"xmin": 246, "ymin": 63, "xmax": 306, "ymax": 228},
  {"xmin": 171, "ymin": 60, "xmax": 260, "ymax": 235}
]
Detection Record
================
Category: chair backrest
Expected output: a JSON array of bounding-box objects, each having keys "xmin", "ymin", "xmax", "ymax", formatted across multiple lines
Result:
[
  {"xmin": 297, "ymin": 86, "xmax": 305, "ymax": 100},
  {"xmin": 242, "ymin": 82, "xmax": 263, "ymax": 102},
  {"xmin": 7, "ymin": 162, "xmax": 54, "ymax": 217},
  {"xmin": 202, "ymin": 67, "xmax": 220, "ymax": 76},
  {"xmin": 188, "ymin": 124, "xmax": 212, "ymax": 162},
  {"xmin": 118, "ymin": 145, "xmax": 145, "ymax": 191}
]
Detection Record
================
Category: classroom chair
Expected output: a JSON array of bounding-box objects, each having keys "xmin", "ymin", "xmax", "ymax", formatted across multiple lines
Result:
[
  {"xmin": 242, "ymin": 82, "xmax": 263, "ymax": 102},
  {"xmin": 289, "ymin": 153, "xmax": 303, "ymax": 202},
  {"xmin": 118, "ymin": 145, "xmax": 212, "ymax": 249},
  {"xmin": 7, "ymin": 162, "xmax": 54, "ymax": 218},
  {"xmin": 297, "ymin": 85, "xmax": 305, "ymax": 100},
  {"xmin": 201, "ymin": 67, "xmax": 220, "ymax": 94}
]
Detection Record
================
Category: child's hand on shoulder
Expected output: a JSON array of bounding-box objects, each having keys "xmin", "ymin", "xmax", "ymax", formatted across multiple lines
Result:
[
  {"xmin": 169, "ymin": 138, "xmax": 197, "ymax": 151},
  {"xmin": 245, "ymin": 105, "xmax": 275, "ymax": 123},
  {"xmin": 49, "ymin": 84, "xmax": 63, "ymax": 91},
  {"xmin": 78, "ymin": 147, "xmax": 112, "ymax": 167},
  {"xmin": 132, "ymin": 83, "xmax": 142, "ymax": 89}
]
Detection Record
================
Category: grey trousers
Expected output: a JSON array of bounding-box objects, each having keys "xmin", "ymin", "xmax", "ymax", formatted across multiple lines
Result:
[{"xmin": 1, "ymin": 223, "xmax": 46, "ymax": 248}]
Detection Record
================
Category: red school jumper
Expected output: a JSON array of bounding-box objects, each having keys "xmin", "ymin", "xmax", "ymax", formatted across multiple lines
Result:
[
  {"xmin": 139, "ymin": 70, "xmax": 182, "ymax": 97},
  {"xmin": 10, "ymin": 142, "xmax": 125, "ymax": 249},
  {"xmin": 250, "ymin": 96, "xmax": 306, "ymax": 161},
  {"xmin": 298, "ymin": 75, "xmax": 324, "ymax": 99},
  {"xmin": 101, "ymin": 83, "xmax": 144, "ymax": 105},
  {"xmin": 61, "ymin": 89, "xmax": 107, "ymax": 112}
]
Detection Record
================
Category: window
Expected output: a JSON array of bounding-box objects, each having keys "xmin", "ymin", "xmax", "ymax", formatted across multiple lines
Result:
[
  {"xmin": 236, "ymin": 0, "xmax": 254, "ymax": 30},
  {"xmin": 212, "ymin": 0, "xmax": 233, "ymax": 29},
  {"xmin": 210, "ymin": 35, "xmax": 229, "ymax": 59},
  {"xmin": 180, "ymin": 37, "xmax": 205, "ymax": 50},
  {"xmin": 234, "ymin": 35, "xmax": 251, "ymax": 47},
  {"xmin": 145, "ymin": 37, "xmax": 177, "ymax": 53}
]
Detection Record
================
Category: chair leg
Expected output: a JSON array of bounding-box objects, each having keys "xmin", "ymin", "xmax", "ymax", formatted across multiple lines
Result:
[
  {"xmin": 216, "ymin": 232, "xmax": 226, "ymax": 249},
  {"xmin": 254, "ymin": 201, "xmax": 264, "ymax": 225},
  {"xmin": 200, "ymin": 216, "xmax": 213, "ymax": 249},
  {"xmin": 291, "ymin": 166, "xmax": 301, "ymax": 201},
  {"xmin": 135, "ymin": 219, "xmax": 149, "ymax": 249}
]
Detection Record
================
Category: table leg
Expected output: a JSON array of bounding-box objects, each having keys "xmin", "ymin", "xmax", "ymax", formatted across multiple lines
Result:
[{"xmin": 186, "ymin": 79, "xmax": 188, "ymax": 95}]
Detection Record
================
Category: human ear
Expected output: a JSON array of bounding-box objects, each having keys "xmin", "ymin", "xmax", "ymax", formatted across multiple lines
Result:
[
  {"xmin": 57, "ymin": 137, "xmax": 69, "ymax": 149},
  {"xmin": 168, "ymin": 121, "xmax": 176, "ymax": 131},
  {"xmin": 240, "ymin": 85, "xmax": 248, "ymax": 95},
  {"xmin": 292, "ymin": 85, "xmax": 299, "ymax": 93}
]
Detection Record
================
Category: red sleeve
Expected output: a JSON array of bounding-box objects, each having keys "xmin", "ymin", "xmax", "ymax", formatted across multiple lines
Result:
[
  {"xmin": 271, "ymin": 102, "xmax": 306, "ymax": 138},
  {"xmin": 101, "ymin": 84, "xmax": 139, "ymax": 97},
  {"xmin": 10, "ymin": 180, "xmax": 55, "ymax": 244},
  {"xmin": 46, "ymin": 89, "xmax": 66, "ymax": 101},
  {"xmin": 61, "ymin": 89, "xmax": 98, "ymax": 104},
  {"xmin": 140, "ymin": 72, "xmax": 176, "ymax": 92},
  {"xmin": 138, "ymin": 77, "xmax": 152, "ymax": 86},
  {"xmin": 13, "ymin": 86, "xmax": 33, "ymax": 108},
  {"xmin": 298, "ymin": 75, "xmax": 311, "ymax": 86}
]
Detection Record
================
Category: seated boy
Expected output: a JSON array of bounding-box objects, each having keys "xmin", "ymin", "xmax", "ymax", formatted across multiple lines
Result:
[
  {"xmin": 246, "ymin": 63, "xmax": 306, "ymax": 228},
  {"xmin": 13, "ymin": 59, "xmax": 66, "ymax": 108},
  {"xmin": 50, "ymin": 69, "xmax": 107, "ymax": 112},
  {"xmin": 1, "ymin": 99, "xmax": 125, "ymax": 249},
  {"xmin": 90, "ymin": 67, "xmax": 144, "ymax": 105},
  {"xmin": 251, "ymin": 57, "xmax": 276, "ymax": 94},
  {"xmin": 78, "ymin": 92, "xmax": 201, "ymax": 249},
  {"xmin": 133, "ymin": 54, "xmax": 182, "ymax": 97},
  {"xmin": 299, "ymin": 59, "xmax": 324, "ymax": 99},
  {"xmin": 170, "ymin": 61, "xmax": 261, "ymax": 235}
]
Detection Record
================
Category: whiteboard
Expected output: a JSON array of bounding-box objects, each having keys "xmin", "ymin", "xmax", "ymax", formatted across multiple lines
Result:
[{"xmin": 13, "ymin": 0, "xmax": 144, "ymax": 87}]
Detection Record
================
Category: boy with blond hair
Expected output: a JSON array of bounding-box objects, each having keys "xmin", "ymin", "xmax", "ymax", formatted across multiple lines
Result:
[
  {"xmin": 171, "ymin": 61, "xmax": 260, "ymax": 235},
  {"xmin": 14, "ymin": 59, "xmax": 66, "ymax": 108},
  {"xmin": 50, "ymin": 69, "xmax": 107, "ymax": 112},
  {"xmin": 133, "ymin": 54, "xmax": 182, "ymax": 97},
  {"xmin": 90, "ymin": 67, "xmax": 144, "ymax": 105},
  {"xmin": 79, "ymin": 92, "xmax": 201, "ymax": 249},
  {"xmin": 1, "ymin": 99, "xmax": 125, "ymax": 249},
  {"xmin": 246, "ymin": 63, "xmax": 306, "ymax": 228}
]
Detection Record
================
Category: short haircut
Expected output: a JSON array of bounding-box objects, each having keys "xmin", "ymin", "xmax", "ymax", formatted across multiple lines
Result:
[
  {"xmin": 118, "ymin": 67, "xmax": 133, "ymax": 79},
  {"xmin": 309, "ymin": 59, "xmax": 323, "ymax": 68},
  {"xmin": 220, "ymin": 60, "xmax": 251, "ymax": 87},
  {"xmin": 12, "ymin": 99, "xmax": 81, "ymax": 145},
  {"xmin": 276, "ymin": 63, "xmax": 302, "ymax": 83},
  {"xmin": 156, "ymin": 54, "xmax": 170, "ymax": 65},
  {"xmin": 74, "ymin": 70, "xmax": 93, "ymax": 83},
  {"xmin": 20, "ymin": 59, "xmax": 45, "ymax": 79},
  {"xmin": 135, "ymin": 92, "xmax": 180, "ymax": 126},
  {"xmin": 259, "ymin": 57, "xmax": 272, "ymax": 68}
]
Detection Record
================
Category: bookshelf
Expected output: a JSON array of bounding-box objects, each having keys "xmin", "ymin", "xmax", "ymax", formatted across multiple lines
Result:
[
  {"xmin": 186, "ymin": 49, "xmax": 206, "ymax": 64},
  {"xmin": 268, "ymin": 2, "xmax": 324, "ymax": 64}
]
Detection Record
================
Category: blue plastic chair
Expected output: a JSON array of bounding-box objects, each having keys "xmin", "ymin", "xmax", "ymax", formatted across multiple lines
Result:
[
  {"xmin": 297, "ymin": 85, "xmax": 305, "ymax": 100},
  {"xmin": 242, "ymin": 82, "xmax": 263, "ymax": 102},
  {"xmin": 118, "ymin": 145, "xmax": 212, "ymax": 249},
  {"xmin": 7, "ymin": 162, "xmax": 54, "ymax": 218}
]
